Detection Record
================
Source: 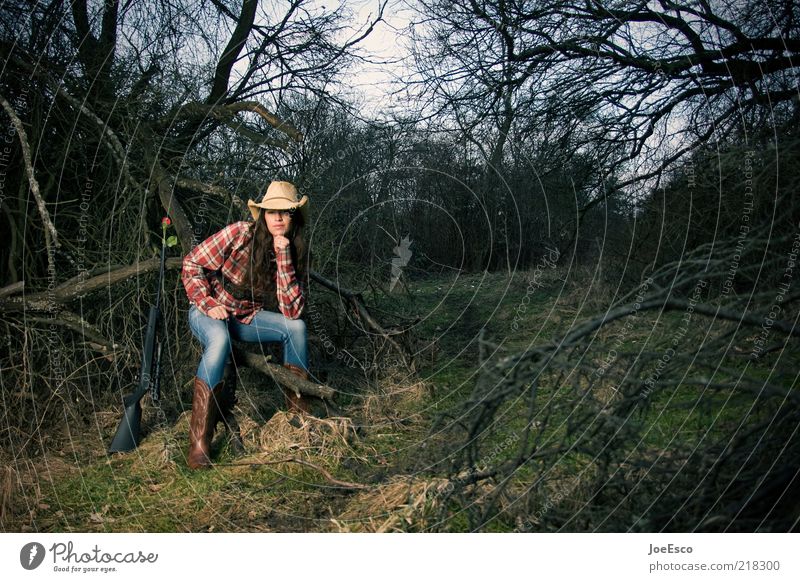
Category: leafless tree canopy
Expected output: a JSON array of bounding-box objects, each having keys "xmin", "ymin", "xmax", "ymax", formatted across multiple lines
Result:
[{"xmin": 409, "ymin": 0, "xmax": 799, "ymax": 191}]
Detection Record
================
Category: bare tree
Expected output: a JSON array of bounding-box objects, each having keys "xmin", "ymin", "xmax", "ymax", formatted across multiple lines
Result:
[
  {"xmin": 0, "ymin": 0, "xmax": 387, "ymax": 451},
  {"xmin": 406, "ymin": 0, "xmax": 800, "ymax": 211}
]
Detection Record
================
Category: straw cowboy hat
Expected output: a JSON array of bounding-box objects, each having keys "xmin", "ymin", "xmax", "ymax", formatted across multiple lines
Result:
[{"xmin": 247, "ymin": 181, "xmax": 309, "ymax": 221}]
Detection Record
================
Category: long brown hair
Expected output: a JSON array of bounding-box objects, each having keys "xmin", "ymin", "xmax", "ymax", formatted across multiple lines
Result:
[{"xmin": 240, "ymin": 208, "xmax": 308, "ymax": 299}]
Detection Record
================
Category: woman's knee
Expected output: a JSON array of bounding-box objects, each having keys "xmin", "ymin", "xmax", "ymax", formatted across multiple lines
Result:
[
  {"xmin": 199, "ymin": 323, "xmax": 232, "ymax": 360},
  {"xmin": 285, "ymin": 317, "xmax": 306, "ymax": 339},
  {"xmin": 205, "ymin": 336, "xmax": 232, "ymax": 361}
]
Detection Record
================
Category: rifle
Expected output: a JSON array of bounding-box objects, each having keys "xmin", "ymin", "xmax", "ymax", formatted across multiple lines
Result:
[{"xmin": 108, "ymin": 218, "xmax": 172, "ymax": 453}]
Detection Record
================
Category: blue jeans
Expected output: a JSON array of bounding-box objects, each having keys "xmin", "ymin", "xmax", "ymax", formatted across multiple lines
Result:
[{"xmin": 188, "ymin": 304, "xmax": 308, "ymax": 388}]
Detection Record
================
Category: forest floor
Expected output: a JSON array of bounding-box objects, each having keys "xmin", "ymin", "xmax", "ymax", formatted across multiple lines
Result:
[{"xmin": 2, "ymin": 266, "xmax": 796, "ymax": 532}]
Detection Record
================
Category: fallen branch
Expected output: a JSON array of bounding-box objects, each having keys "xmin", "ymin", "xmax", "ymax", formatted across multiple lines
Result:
[
  {"xmin": 0, "ymin": 258, "xmax": 183, "ymax": 311},
  {"xmin": 152, "ymin": 162, "xmax": 195, "ymax": 255},
  {"xmin": 234, "ymin": 348, "xmax": 336, "ymax": 401},
  {"xmin": 25, "ymin": 311, "xmax": 131, "ymax": 359},
  {"xmin": 174, "ymin": 177, "xmax": 246, "ymax": 211}
]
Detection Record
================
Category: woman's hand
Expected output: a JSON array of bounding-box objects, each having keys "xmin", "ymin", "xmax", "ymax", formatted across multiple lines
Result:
[
  {"xmin": 273, "ymin": 235, "xmax": 290, "ymax": 252},
  {"xmin": 206, "ymin": 305, "xmax": 229, "ymax": 320}
]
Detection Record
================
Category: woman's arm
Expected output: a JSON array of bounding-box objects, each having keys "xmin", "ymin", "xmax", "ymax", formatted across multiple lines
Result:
[
  {"xmin": 275, "ymin": 246, "xmax": 305, "ymax": 319},
  {"xmin": 181, "ymin": 222, "xmax": 245, "ymax": 315}
]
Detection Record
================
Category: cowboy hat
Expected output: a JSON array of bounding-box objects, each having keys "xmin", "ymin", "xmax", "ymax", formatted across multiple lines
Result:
[{"xmin": 247, "ymin": 181, "xmax": 309, "ymax": 221}]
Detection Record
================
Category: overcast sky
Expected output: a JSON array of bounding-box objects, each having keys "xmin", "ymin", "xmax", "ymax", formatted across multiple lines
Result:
[{"xmin": 332, "ymin": 0, "xmax": 415, "ymax": 118}]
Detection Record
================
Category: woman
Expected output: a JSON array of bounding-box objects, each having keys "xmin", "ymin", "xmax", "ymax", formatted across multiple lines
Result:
[{"xmin": 181, "ymin": 180, "xmax": 312, "ymax": 469}]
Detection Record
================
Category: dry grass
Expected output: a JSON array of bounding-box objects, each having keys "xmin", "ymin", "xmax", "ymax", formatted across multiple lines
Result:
[
  {"xmin": 121, "ymin": 407, "xmax": 367, "ymax": 477},
  {"xmin": 1, "ymin": 455, "xmax": 83, "ymax": 531},
  {"xmin": 255, "ymin": 411, "xmax": 361, "ymax": 464},
  {"xmin": 553, "ymin": 264, "xmax": 618, "ymax": 314},
  {"xmin": 0, "ymin": 464, "xmax": 14, "ymax": 528},
  {"xmin": 333, "ymin": 474, "xmax": 453, "ymax": 532},
  {"xmin": 356, "ymin": 366, "xmax": 428, "ymax": 430},
  {"xmin": 129, "ymin": 422, "xmax": 183, "ymax": 472}
]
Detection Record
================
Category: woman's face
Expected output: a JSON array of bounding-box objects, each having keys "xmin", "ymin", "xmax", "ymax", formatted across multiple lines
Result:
[{"xmin": 264, "ymin": 209, "xmax": 293, "ymax": 237}]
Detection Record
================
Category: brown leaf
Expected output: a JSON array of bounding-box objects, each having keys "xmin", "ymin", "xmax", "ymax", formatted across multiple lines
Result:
[{"xmin": 88, "ymin": 512, "xmax": 104, "ymax": 523}]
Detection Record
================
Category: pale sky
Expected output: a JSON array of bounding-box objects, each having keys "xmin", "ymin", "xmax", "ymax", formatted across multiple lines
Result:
[{"xmin": 329, "ymin": 0, "xmax": 415, "ymax": 118}]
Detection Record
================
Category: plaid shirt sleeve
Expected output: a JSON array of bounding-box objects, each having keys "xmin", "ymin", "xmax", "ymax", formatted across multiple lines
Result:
[
  {"xmin": 181, "ymin": 223, "xmax": 245, "ymax": 314},
  {"xmin": 275, "ymin": 246, "xmax": 306, "ymax": 319}
]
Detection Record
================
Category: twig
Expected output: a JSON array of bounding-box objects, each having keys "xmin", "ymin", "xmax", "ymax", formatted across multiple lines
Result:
[{"xmin": 217, "ymin": 456, "xmax": 368, "ymax": 490}]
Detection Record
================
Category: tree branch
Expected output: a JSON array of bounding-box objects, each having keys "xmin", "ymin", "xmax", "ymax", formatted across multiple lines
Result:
[
  {"xmin": 0, "ymin": 93, "xmax": 59, "ymax": 267},
  {"xmin": 179, "ymin": 101, "xmax": 303, "ymax": 142},
  {"xmin": 207, "ymin": 0, "xmax": 258, "ymax": 105},
  {"xmin": 234, "ymin": 348, "xmax": 336, "ymax": 401},
  {"xmin": 0, "ymin": 258, "xmax": 182, "ymax": 311}
]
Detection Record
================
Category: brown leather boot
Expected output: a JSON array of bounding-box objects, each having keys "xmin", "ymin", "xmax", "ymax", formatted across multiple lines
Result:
[
  {"xmin": 282, "ymin": 363, "xmax": 312, "ymax": 414},
  {"xmin": 187, "ymin": 376, "xmax": 221, "ymax": 469}
]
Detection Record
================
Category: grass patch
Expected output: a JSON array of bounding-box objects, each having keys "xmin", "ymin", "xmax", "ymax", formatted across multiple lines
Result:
[{"xmin": 4, "ymin": 268, "xmax": 796, "ymax": 532}]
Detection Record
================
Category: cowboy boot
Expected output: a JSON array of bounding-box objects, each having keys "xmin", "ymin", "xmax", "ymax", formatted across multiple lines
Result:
[
  {"xmin": 215, "ymin": 362, "xmax": 245, "ymax": 455},
  {"xmin": 282, "ymin": 363, "xmax": 313, "ymax": 414},
  {"xmin": 187, "ymin": 376, "xmax": 221, "ymax": 469}
]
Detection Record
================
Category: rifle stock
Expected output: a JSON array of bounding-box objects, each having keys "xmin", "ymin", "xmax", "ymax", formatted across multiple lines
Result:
[
  {"xmin": 108, "ymin": 304, "xmax": 160, "ymax": 453},
  {"xmin": 109, "ymin": 221, "xmax": 168, "ymax": 453}
]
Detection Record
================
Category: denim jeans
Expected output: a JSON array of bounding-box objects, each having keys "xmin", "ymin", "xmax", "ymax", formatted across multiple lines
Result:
[{"xmin": 188, "ymin": 304, "xmax": 308, "ymax": 388}]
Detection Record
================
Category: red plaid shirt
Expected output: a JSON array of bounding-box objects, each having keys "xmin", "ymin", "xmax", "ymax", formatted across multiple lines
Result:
[{"xmin": 181, "ymin": 221, "xmax": 306, "ymax": 323}]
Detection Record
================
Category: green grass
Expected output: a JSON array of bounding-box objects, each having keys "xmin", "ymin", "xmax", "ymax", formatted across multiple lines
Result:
[{"xmin": 9, "ymin": 268, "xmax": 797, "ymax": 532}]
